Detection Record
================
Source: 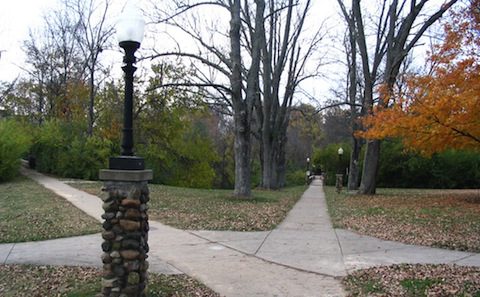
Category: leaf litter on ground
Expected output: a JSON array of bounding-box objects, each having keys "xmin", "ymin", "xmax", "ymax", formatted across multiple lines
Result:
[
  {"xmin": 344, "ymin": 264, "xmax": 480, "ymax": 297},
  {"xmin": 0, "ymin": 264, "xmax": 219, "ymax": 297},
  {"xmin": 72, "ymin": 181, "xmax": 306, "ymax": 231},
  {"xmin": 325, "ymin": 187, "xmax": 480, "ymax": 252}
]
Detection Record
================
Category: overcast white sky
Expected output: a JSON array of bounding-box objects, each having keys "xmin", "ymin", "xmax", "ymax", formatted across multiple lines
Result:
[
  {"xmin": 2, "ymin": 0, "xmax": 446, "ymax": 106},
  {"xmin": 0, "ymin": 0, "xmax": 54, "ymax": 81},
  {"xmin": 0, "ymin": 0, "xmax": 118, "ymax": 82},
  {"xmin": 0, "ymin": 0, "xmax": 340, "ymax": 91}
]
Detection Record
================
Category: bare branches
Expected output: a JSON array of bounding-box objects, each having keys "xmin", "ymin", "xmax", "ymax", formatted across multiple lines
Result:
[
  {"xmin": 146, "ymin": 82, "xmax": 232, "ymax": 93},
  {"xmin": 144, "ymin": 51, "xmax": 231, "ymax": 78},
  {"xmin": 154, "ymin": 1, "xmax": 229, "ymax": 23},
  {"xmin": 404, "ymin": 0, "xmax": 458, "ymax": 54},
  {"xmin": 291, "ymin": 101, "xmax": 362, "ymax": 117}
]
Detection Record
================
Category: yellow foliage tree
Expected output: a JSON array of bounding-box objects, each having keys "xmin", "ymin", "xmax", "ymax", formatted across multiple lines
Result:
[{"xmin": 360, "ymin": 0, "xmax": 480, "ymax": 155}]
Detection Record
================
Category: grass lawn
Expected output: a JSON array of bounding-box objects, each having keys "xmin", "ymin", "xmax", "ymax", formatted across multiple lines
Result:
[
  {"xmin": 324, "ymin": 187, "xmax": 480, "ymax": 252},
  {"xmin": 0, "ymin": 264, "xmax": 219, "ymax": 297},
  {"xmin": 343, "ymin": 264, "xmax": 480, "ymax": 297},
  {"xmin": 70, "ymin": 181, "xmax": 306, "ymax": 231},
  {"xmin": 0, "ymin": 176, "xmax": 101, "ymax": 243}
]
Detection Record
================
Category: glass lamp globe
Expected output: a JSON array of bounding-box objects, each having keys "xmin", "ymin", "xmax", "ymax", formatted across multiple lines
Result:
[{"xmin": 116, "ymin": 1, "xmax": 145, "ymax": 44}]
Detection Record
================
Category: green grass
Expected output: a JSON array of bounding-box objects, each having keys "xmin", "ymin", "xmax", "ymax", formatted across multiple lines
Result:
[
  {"xmin": 71, "ymin": 181, "xmax": 306, "ymax": 231},
  {"xmin": 344, "ymin": 278, "xmax": 384, "ymax": 296},
  {"xmin": 0, "ymin": 176, "xmax": 101, "ymax": 243},
  {"xmin": 0, "ymin": 264, "xmax": 219, "ymax": 297},
  {"xmin": 400, "ymin": 278, "xmax": 442, "ymax": 297},
  {"xmin": 324, "ymin": 186, "xmax": 480, "ymax": 252}
]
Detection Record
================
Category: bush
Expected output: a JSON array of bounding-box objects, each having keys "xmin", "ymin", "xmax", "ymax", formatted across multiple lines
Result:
[
  {"xmin": 286, "ymin": 169, "xmax": 308, "ymax": 186},
  {"xmin": 377, "ymin": 140, "xmax": 433, "ymax": 188},
  {"xmin": 57, "ymin": 136, "xmax": 112, "ymax": 180},
  {"xmin": 0, "ymin": 120, "xmax": 32, "ymax": 181},
  {"xmin": 312, "ymin": 143, "xmax": 350, "ymax": 186},
  {"xmin": 30, "ymin": 120, "xmax": 113, "ymax": 180},
  {"xmin": 312, "ymin": 140, "xmax": 479, "ymax": 189},
  {"xmin": 377, "ymin": 140, "xmax": 480, "ymax": 189},
  {"xmin": 139, "ymin": 124, "xmax": 219, "ymax": 189},
  {"xmin": 30, "ymin": 120, "xmax": 66, "ymax": 174},
  {"xmin": 430, "ymin": 150, "xmax": 480, "ymax": 188}
]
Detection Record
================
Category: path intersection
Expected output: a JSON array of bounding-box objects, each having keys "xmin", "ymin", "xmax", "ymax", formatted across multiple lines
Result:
[{"xmin": 1, "ymin": 169, "xmax": 478, "ymax": 296}]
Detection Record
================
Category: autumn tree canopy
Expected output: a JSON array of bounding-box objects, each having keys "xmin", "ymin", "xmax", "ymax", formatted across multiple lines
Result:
[{"xmin": 360, "ymin": 0, "xmax": 480, "ymax": 155}]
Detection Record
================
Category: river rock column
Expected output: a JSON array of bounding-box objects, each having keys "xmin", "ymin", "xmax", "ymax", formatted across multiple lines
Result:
[
  {"xmin": 335, "ymin": 173, "xmax": 343, "ymax": 193},
  {"xmin": 98, "ymin": 169, "xmax": 153, "ymax": 297}
]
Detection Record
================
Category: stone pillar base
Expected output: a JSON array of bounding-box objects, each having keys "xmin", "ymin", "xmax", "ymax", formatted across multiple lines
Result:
[
  {"xmin": 98, "ymin": 169, "xmax": 152, "ymax": 297},
  {"xmin": 335, "ymin": 174, "xmax": 343, "ymax": 193}
]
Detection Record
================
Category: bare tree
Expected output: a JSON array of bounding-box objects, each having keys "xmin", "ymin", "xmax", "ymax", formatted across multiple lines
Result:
[
  {"xmin": 23, "ymin": 4, "xmax": 84, "ymax": 122},
  {"xmin": 256, "ymin": 0, "xmax": 324, "ymax": 189},
  {"xmin": 338, "ymin": 0, "xmax": 458, "ymax": 194},
  {"xmin": 70, "ymin": 0, "xmax": 114, "ymax": 136},
  {"xmin": 21, "ymin": 0, "xmax": 113, "ymax": 128},
  {"xmin": 149, "ymin": 0, "xmax": 264, "ymax": 197},
  {"xmin": 337, "ymin": 0, "xmax": 364, "ymax": 190},
  {"xmin": 149, "ymin": 0, "xmax": 323, "ymax": 193}
]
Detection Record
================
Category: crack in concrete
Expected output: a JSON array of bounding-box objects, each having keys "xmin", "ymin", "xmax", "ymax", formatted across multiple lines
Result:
[
  {"xmin": 3, "ymin": 243, "xmax": 15, "ymax": 265},
  {"xmin": 449, "ymin": 253, "xmax": 476, "ymax": 264},
  {"xmin": 253, "ymin": 229, "xmax": 274, "ymax": 256}
]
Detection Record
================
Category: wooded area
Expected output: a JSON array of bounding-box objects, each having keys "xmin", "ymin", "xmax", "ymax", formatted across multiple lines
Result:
[{"xmin": 0, "ymin": 0, "xmax": 478, "ymax": 194}]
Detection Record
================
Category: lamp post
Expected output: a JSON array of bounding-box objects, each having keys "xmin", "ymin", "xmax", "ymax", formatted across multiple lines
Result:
[
  {"xmin": 337, "ymin": 147, "xmax": 344, "ymax": 170},
  {"xmin": 336, "ymin": 147, "xmax": 344, "ymax": 193},
  {"xmin": 99, "ymin": 3, "xmax": 152, "ymax": 297},
  {"xmin": 109, "ymin": 0, "xmax": 146, "ymax": 170},
  {"xmin": 306, "ymin": 157, "xmax": 310, "ymax": 185}
]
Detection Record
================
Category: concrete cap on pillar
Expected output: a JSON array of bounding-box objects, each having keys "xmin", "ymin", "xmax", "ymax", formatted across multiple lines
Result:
[{"xmin": 99, "ymin": 169, "xmax": 153, "ymax": 181}]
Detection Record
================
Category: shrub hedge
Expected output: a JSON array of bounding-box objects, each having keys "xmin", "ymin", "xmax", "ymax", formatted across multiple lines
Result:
[
  {"xmin": 0, "ymin": 120, "xmax": 32, "ymax": 181},
  {"xmin": 312, "ymin": 140, "xmax": 480, "ymax": 189},
  {"xmin": 30, "ymin": 120, "xmax": 113, "ymax": 180}
]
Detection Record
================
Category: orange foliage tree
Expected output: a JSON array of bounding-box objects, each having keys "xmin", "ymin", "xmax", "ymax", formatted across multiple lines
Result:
[{"xmin": 360, "ymin": 0, "xmax": 480, "ymax": 155}]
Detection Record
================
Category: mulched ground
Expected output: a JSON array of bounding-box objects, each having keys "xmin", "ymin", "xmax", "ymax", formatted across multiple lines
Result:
[{"xmin": 343, "ymin": 264, "xmax": 480, "ymax": 297}]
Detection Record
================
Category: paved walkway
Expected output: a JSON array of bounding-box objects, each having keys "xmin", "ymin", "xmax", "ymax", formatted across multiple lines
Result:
[{"xmin": 1, "ymin": 169, "xmax": 479, "ymax": 296}]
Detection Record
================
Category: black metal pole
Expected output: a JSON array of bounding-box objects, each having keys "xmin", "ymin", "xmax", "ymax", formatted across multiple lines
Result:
[
  {"xmin": 306, "ymin": 158, "xmax": 310, "ymax": 185},
  {"xmin": 119, "ymin": 41, "xmax": 140, "ymax": 156},
  {"xmin": 108, "ymin": 41, "xmax": 145, "ymax": 171},
  {"xmin": 338, "ymin": 154, "xmax": 342, "ymax": 174}
]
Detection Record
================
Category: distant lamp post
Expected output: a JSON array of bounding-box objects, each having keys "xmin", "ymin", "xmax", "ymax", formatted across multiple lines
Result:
[
  {"xmin": 336, "ymin": 147, "xmax": 344, "ymax": 193},
  {"xmin": 306, "ymin": 157, "xmax": 311, "ymax": 185},
  {"xmin": 337, "ymin": 147, "xmax": 344, "ymax": 161},
  {"xmin": 110, "ymin": 1, "xmax": 146, "ymax": 170},
  {"xmin": 99, "ymin": 3, "xmax": 152, "ymax": 297}
]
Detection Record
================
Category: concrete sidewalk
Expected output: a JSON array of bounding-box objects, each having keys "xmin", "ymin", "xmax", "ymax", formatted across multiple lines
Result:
[
  {"xmin": 191, "ymin": 178, "xmax": 480, "ymax": 276},
  {"xmin": 20, "ymin": 167, "xmax": 104, "ymax": 223},
  {"xmin": 193, "ymin": 178, "xmax": 347, "ymax": 276},
  {"xmin": 2, "ymin": 169, "xmax": 479, "ymax": 297}
]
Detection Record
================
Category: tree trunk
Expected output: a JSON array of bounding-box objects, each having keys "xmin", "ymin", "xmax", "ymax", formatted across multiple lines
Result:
[
  {"xmin": 276, "ymin": 133, "xmax": 287, "ymax": 187},
  {"xmin": 358, "ymin": 139, "xmax": 380, "ymax": 194},
  {"xmin": 230, "ymin": 0, "xmax": 263, "ymax": 197},
  {"xmin": 233, "ymin": 112, "xmax": 252, "ymax": 197},
  {"xmin": 258, "ymin": 0, "xmax": 311, "ymax": 190},
  {"xmin": 87, "ymin": 65, "xmax": 95, "ymax": 136},
  {"xmin": 261, "ymin": 131, "xmax": 275, "ymax": 189},
  {"xmin": 348, "ymin": 137, "xmax": 362, "ymax": 190}
]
